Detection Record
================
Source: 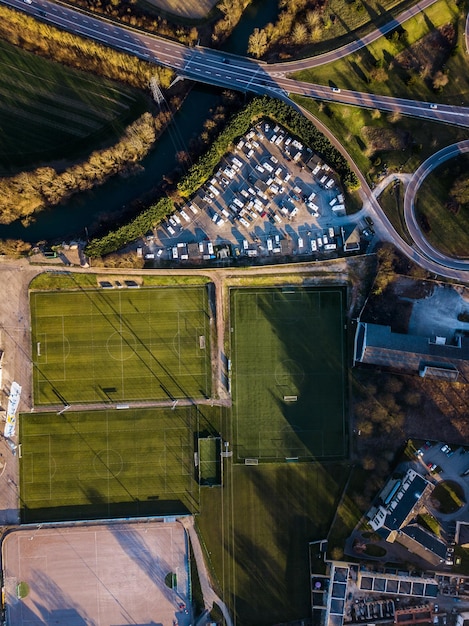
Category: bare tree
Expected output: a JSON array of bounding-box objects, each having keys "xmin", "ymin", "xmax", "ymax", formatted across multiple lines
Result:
[{"xmin": 248, "ymin": 28, "xmax": 268, "ymax": 58}]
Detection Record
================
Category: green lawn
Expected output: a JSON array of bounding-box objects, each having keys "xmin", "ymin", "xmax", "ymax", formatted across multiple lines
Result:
[
  {"xmin": 31, "ymin": 286, "xmax": 211, "ymax": 405},
  {"xmin": 197, "ymin": 462, "xmax": 350, "ymax": 626},
  {"xmin": 230, "ymin": 287, "xmax": 347, "ymax": 461},
  {"xmin": 0, "ymin": 39, "xmax": 149, "ymax": 173},
  {"xmin": 378, "ymin": 180, "xmax": 413, "ymax": 245},
  {"xmin": 293, "ymin": 0, "xmax": 465, "ymax": 102},
  {"xmin": 19, "ymin": 406, "xmax": 200, "ymax": 523},
  {"xmin": 291, "ymin": 95, "xmax": 468, "ymax": 183},
  {"xmin": 198, "ymin": 436, "xmax": 221, "ymax": 485},
  {"xmin": 415, "ymin": 153, "xmax": 469, "ymax": 258}
]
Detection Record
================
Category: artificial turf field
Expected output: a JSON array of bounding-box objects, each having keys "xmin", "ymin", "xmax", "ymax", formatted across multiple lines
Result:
[
  {"xmin": 230, "ymin": 286, "xmax": 347, "ymax": 461},
  {"xmin": 19, "ymin": 407, "xmax": 200, "ymax": 523},
  {"xmin": 30, "ymin": 286, "xmax": 211, "ymax": 405}
]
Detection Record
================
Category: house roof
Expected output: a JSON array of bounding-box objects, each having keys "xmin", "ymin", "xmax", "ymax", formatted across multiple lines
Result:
[
  {"xmin": 354, "ymin": 323, "xmax": 469, "ymax": 373},
  {"xmin": 367, "ymin": 469, "xmax": 429, "ymax": 534},
  {"xmin": 396, "ymin": 524, "xmax": 447, "ymax": 566}
]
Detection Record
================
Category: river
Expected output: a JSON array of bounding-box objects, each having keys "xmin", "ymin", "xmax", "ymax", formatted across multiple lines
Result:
[{"xmin": 0, "ymin": 0, "xmax": 280, "ymax": 243}]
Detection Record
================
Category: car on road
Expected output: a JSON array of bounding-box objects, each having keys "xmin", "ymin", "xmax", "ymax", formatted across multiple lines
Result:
[
  {"xmin": 430, "ymin": 104, "xmax": 438, "ymax": 109},
  {"xmin": 332, "ymin": 87, "xmax": 341, "ymax": 93},
  {"xmin": 24, "ymin": 0, "xmax": 32, "ymax": 4}
]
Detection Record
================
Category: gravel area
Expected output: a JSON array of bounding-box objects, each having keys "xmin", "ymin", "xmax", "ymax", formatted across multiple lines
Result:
[{"xmin": 0, "ymin": 258, "xmax": 41, "ymax": 524}]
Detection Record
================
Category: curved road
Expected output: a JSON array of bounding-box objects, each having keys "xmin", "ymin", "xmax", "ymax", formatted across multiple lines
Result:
[
  {"xmin": 403, "ymin": 140, "xmax": 469, "ymax": 269},
  {"xmin": 2, "ymin": 0, "xmax": 469, "ymax": 278},
  {"xmin": 267, "ymin": 0, "xmax": 440, "ymax": 72},
  {"xmin": 2, "ymin": 0, "xmax": 468, "ymax": 127}
]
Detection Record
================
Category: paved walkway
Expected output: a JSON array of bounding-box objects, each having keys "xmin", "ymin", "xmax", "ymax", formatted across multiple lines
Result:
[{"xmin": 179, "ymin": 516, "xmax": 233, "ymax": 626}]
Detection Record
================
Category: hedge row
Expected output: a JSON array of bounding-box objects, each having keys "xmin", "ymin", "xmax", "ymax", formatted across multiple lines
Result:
[
  {"xmin": 85, "ymin": 197, "xmax": 173, "ymax": 258},
  {"xmin": 86, "ymin": 96, "xmax": 359, "ymax": 258},
  {"xmin": 177, "ymin": 96, "xmax": 359, "ymax": 196}
]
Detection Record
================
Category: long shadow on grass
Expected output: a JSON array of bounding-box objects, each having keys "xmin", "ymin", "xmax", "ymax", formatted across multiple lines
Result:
[
  {"xmin": 253, "ymin": 287, "xmax": 348, "ymax": 460},
  {"xmin": 229, "ymin": 464, "xmax": 345, "ymax": 625},
  {"xmin": 81, "ymin": 281, "xmax": 211, "ymax": 402},
  {"xmin": 21, "ymin": 498, "xmax": 190, "ymax": 524}
]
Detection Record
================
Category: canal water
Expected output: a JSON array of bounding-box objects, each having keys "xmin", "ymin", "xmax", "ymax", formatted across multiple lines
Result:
[
  {"xmin": 0, "ymin": 85, "xmax": 221, "ymax": 242},
  {"xmin": 222, "ymin": 0, "xmax": 279, "ymax": 56},
  {"xmin": 0, "ymin": 0, "xmax": 280, "ymax": 243}
]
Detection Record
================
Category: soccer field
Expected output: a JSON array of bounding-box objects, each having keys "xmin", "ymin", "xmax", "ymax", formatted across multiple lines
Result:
[
  {"xmin": 30, "ymin": 286, "xmax": 211, "ymax": 405},
  {"xmin": 230, "ymin": 287, "xmax": 347, "ymax": 461},
  {"xmin": 19, "ymin": 407, "xmax": 200, "ymax": 523}
]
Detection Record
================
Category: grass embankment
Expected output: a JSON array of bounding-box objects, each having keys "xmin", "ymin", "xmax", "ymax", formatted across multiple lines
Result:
[
  {"xmin": 0, "ymin": 39, "xmax": 149, "ymax": 174},
  {"xmin": 292, "ymin": 95, "xmax": 467, "ymax": 183},
  {"xmin": 378, "ymin": 181, "xmax": 413, "ymax": 245},
  {"xmin": 415, "ymin": 154, "xmax": 469, "ymax": 258},
  {"xmin": 293, "ymin": 0, "xmax": 466, "ymax": 102},
  {"xmin": 197, "ymin": 462, "xmax": 349, "ymax": 626}
]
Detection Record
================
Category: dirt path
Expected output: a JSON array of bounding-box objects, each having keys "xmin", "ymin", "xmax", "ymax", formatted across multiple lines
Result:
[{"xmin": 0, "ymin": 258, "xmax": 43, "ymax": 524}]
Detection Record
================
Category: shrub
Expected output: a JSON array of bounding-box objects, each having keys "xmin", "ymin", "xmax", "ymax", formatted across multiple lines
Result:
[{"xmin": 85, "ymin": 197, "xmax": 173, "ymax": 258}]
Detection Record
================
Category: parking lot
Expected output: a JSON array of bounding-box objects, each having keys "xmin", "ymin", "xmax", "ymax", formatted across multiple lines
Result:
[{"xmin": 145, "ymin": 121, "xmax": 364, "ymax": 263}]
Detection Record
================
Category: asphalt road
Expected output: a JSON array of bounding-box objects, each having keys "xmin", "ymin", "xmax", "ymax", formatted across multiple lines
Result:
[
  {"xmin": 266, "ymin": 0, "xmax": 441, "ymax": 72},
  {"xmin": 3, "ymin": 0, "xmax": 469, "ymax": 279},
  {"xmin": 3, "ymin": 0, "xmax": 469, "ymax": 127},
  {"xmin": 403, "ymin": 140, "xmax": 469, "ymax": 270}
]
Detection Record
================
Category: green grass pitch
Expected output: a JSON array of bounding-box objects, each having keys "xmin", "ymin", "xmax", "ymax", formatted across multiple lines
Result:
[
  {"xmin": 31, "ymin": 286, "xmax": 211, "ymax": 405},
  {"xmin": 19, "ymin": 407, "xmax": 200, "ymax": 523},
  {"xmin": 198, "ymin": 436, "xmax": 221, "ymax": 485},
  {"xmin": 230, "ymin": 287, "xmax": 347, "ymax": 461}
]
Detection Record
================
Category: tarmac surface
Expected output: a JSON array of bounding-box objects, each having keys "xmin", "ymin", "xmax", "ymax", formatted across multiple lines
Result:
[{"xmin": 3, "ymin": 520, "xmax": 191, "ymax": 626}]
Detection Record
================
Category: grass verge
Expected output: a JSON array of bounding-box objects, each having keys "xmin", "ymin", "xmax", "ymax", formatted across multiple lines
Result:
[
  {"xmin": 291, "ymin": 95, "xmax": 468, "ymax": 184},
  {"xmin": 415, "ymin": 153, "xmax": 469, "ymax": 258},
  {"xmin": 0, "ymin": 38, "xmax": 149, "ymax": 174},
  {"xmin": 378, "ymin": 180, "xmax": 413, "ymax": 245}
]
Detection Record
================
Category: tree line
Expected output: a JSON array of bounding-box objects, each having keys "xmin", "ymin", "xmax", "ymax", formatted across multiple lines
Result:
[
  {"xmin": 178, "ymin": 95, "xmax": 359, "ymax": 197},
  {"xmin": 0, "ymin": 5, "xmax": 173, "ymax": 89},
  {"xmin": 247, "ymin": 0, "xmax": 327, "ymax": 59},
  {"xmin": 0, "ymin": 110, "xmax": 173, "ymax": 226}
]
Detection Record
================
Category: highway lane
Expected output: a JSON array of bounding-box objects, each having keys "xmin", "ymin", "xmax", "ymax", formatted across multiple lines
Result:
[
  {"xmin": 267, "ymin": 0, "xmax": 441, "ymax": 72},
  {"xmin": 3, "ymin": 0, "xmax": 469, "ymax": 279},
  {"xmin": 403, "ymin": 140, "xmax": 469, "ymax": 270},
  {"xmin": 294, "ymin": 100, "xmax": 469, "ymax": 282},
  {"xmin": 2, "ymin": 0, "xmax": 468, "ymax": 128}
]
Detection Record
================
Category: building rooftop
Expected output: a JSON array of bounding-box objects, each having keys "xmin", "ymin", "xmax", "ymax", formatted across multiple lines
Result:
[{"xmin": 354, "ymin": 323, "xmax": 469, "ymax": 376}]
